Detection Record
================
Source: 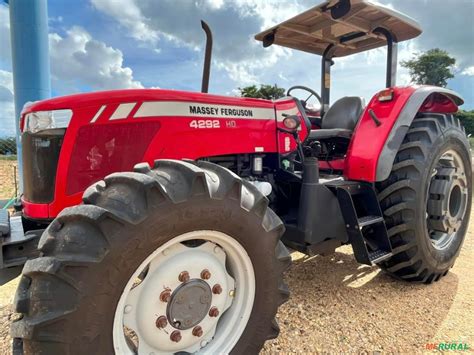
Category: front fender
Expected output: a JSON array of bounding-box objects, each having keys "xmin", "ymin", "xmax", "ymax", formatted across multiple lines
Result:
[{"xmin": 345, "ymin": 86, "xmax": 464, "ymax": 182}]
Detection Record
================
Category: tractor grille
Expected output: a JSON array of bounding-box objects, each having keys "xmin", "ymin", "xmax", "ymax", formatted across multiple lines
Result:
[{"xmin": 22, "ymin": 129, "xmax": 65, "ymax": 203}]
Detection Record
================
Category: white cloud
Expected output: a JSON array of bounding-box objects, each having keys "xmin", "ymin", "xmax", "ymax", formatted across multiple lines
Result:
[
  {"xmin": 461, "ymin": 66, "xmax": 474, "ymax": 77},
  {"xmin": 0, "ymin": 70, "xmax": 15, "ymax": 137},
  {"xmin": 0, "ymin": 5, "xmax": 11, "ymax": 65},
  {"xmin": 0, "ymin": 69, "xmax": 12, "ymax": 92},
  {"xmin": 90, "ymin": 0, "xmax": 303, "ymax": 87},
  {"xmin": 49, "ymin": 26, "xmax": 143, "ymax": 91},
  {"xmin": 205, "ymin": 0, "xmax": 225, "ymax": 10},
  {"xmin": 90, "ymin": 0, "xmax": 159, "ymax": 44},
  {"xmin": 0, "ymin": 8, "xmax": 145, "ymax": 135}
]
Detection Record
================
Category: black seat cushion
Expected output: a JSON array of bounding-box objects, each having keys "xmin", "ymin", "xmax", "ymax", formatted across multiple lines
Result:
[
  {"xmin": 308, "ymin": 128, "xmax": 352, "ymax": 140},
  {"xmin": 322, "ymin": 96, "xmax": 364, "ymax": 131},
  {"xmin": 307, "ymin": 97, "xmax": 364, "ymax": 142}
]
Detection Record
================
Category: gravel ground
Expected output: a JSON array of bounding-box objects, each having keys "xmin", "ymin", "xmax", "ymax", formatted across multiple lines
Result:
[
  {"xmin": 0, "ymin": 211, "xmax": 472, "ymax": 354},
  {"xmin": 0, "ymin": 159, "xmax": 18, "ymax": 200}
]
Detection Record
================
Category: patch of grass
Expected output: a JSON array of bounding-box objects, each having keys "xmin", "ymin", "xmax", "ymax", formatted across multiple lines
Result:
[
  {"xmin": 0, "ymin": 155, "xmax": 17, "ymax": 161},
  {"xmin": 470, "ymin": 137, "xmax": 474, "ymax": 150}
]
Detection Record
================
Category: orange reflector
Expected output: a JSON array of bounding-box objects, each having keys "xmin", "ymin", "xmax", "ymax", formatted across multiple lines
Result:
[{"xmin": 378, "ymin": 88, "xmax": 394, "ymax": 102}]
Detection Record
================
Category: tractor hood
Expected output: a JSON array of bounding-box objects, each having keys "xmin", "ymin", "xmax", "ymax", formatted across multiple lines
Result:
[{"xmin": 22, "ymin": 89, "xmax": 272, "ymax": 114}]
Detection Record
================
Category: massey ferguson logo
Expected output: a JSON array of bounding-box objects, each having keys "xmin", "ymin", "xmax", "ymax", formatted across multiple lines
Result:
[{"xmin": 189, "ymin": 105, "xmax": 254, "ymax": 117}]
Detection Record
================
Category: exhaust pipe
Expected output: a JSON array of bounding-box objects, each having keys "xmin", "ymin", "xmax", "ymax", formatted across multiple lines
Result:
[{"xmin": 200, "ymin": 20, "xmax": 213, "ymax": 93}]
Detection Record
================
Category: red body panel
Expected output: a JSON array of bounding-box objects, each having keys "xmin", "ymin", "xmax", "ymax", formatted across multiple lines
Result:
[
  {"xmin": 345, "ymin": 87, "xmax": 417, "ymax": 181},
  {"xmin": 22, "ymin": 89, "xmax": 285, "ymax": 218},
  {"xmin": 21, "ymin": 86, "xmax": 459, "ymax": 219}
]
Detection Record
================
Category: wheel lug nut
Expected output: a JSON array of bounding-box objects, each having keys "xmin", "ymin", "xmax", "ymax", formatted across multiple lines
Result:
[
  {"xmin": 178, "ymin": 271, "xmax": 190, "ymax": 283},
  {"xmin": 209, "ymin": 306, "xmax": 219, "ymax": 317},
  {"xmin": 201, "ymin": 269, "xmax": 211, "ymax": 280},
  {"xmin": 160, "ymin": 289, "xmax": 171, "ymax": 303},
  {"xmin": 212, "ymin": 284, "xmax": 222, "ymax": 295},
  {"xmin": 170, "ymin": 330, "xmax": 182, "ymax": 343},
  {"xmin": 155, "ymin": 316, "xmax": 167, "ymax": 328},
  {"xmin": 192, "ymin": 325, "xmax": 203, "ymax": 337}
]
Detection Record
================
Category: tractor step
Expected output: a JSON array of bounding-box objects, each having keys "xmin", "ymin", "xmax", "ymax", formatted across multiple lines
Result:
[
  {"xmin": 328, "ymin": 181, "xmax": 392, "ymax": 266},
  {"xmin": 368, "ymin": 249, "xmax": 392, "ymax": 264},
  {"xmin": 358, "ymin": 215, "xmax": 384, "ymax": 228}
]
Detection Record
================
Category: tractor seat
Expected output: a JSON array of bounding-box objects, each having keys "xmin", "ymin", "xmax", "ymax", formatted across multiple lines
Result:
[{"xmin": 308, "ymin": 97, "xmax": 364, "ymax": 141}]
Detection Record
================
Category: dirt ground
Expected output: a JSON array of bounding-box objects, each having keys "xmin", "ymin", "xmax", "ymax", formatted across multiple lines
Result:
[
  {"xmin": 0, "ymin": 159, "xmax": 17, "ymax": 200},
  {"xmin": 262, "ymin": 211, "xmax": 474, "ymax": 354},
  {"xmin": 0, "ymin": 179, "xmax": 472, "ymax": 354}
]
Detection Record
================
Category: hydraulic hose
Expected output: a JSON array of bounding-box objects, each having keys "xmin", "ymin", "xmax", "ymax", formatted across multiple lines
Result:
[{"xmin": 2, "ymin": 197, "xmax": 16, "ymax": 210}]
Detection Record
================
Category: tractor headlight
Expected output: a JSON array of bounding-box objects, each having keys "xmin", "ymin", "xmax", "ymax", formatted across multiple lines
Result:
[{"xmin": 24, "ymin": 109, "xmax": 73, "ymax": 133}]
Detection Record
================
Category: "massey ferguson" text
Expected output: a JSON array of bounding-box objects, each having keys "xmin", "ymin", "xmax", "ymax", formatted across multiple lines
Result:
[{"xmin": 189, "ymin": 105, "xmax": 253, "ymax": 117}]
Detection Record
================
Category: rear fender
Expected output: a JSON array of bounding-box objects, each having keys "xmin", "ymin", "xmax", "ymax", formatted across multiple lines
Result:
[{"xmin": 345, "ymin": 86, "xmax": 464, "ymax": 182}]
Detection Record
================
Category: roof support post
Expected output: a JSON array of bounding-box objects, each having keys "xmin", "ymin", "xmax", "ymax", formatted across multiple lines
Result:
[
  {"xmin": 373, "ymin": 27, "xmax": 398, "ymax": 88},
  {"xmin": 321, "ymin": 44, "xmax": 336, "ymax": 117}
]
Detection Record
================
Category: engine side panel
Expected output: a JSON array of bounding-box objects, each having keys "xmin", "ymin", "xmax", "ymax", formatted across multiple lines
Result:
[{"xmin": 21, "ymin": 89, "xmax": 280, "ymax": 218}]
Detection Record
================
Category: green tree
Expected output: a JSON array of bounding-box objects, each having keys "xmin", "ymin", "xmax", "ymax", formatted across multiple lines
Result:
[
  {"xmin": 454, "ymin": 110, "xmax": 474, "ymax": 136},
  {"xmin": 401, "ymin": 48, "xmax": 456, "ymax": 87},
  {"xmin": 239, "ymin": 84, "xmax": 286, "ymax": 100}
]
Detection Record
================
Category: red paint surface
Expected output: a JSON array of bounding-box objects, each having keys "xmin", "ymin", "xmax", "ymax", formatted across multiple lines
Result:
[
  {"xmin": 21, "ymin": 198, "xmax": 49, "ymax": 219},
  {"xmin": 320, "ymin": 159, "xmax": 345, "ymax": 171},
  {"xmin": 345, "ymin": 87, "xmax": 417, "ymax": 181},
  {"xmin": 21, "ymin": 87, "xmax": 460, "ymax": 219},
  {"xmin": 22, "ymin": 89, "xmax": 281, "ymax": 218},
  {"xmin": 419, "ymin": 92, "xmax": 459, "ymax": 113},
  {"xmin": 275, "ymin": 98, "xmax": 309, "ymax": 154}
]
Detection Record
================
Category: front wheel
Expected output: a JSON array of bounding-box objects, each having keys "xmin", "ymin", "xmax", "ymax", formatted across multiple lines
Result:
[
  {"xmin": 11, "ymin": 160, "xmax": 290, "ymax": 354},
  {"xmin": 377, "ymin": 113, "xmax": 472, "ymax": 283}
]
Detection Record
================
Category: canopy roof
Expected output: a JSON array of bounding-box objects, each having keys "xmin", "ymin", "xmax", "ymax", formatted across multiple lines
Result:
[{"xmin": 254, "ymin": 0, "xmax": 422, "ymax": 57}]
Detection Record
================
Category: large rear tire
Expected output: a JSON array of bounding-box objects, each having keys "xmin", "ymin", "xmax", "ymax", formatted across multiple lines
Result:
[
  {"xmin": 377, "ymin": 113, "xmax": 471, "ymax": 283},
  {"xmin": 11, "ymin": 160, "xmax": 290, "ymax": 354}
]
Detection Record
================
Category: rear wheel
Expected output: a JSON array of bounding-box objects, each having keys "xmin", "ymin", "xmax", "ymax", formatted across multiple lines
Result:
[
  {"xmin": 377, "ymin": 113, "xmax": 471, "ymax": 283},
  {"xmin": 11, "ymin": 160, "xmax": 290, "ymax": 354}
]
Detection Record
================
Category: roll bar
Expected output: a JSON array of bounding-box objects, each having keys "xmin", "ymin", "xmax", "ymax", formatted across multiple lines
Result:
[{"xmin": 320, "ymin": 27, "xmax": 398, "ymax": 116}]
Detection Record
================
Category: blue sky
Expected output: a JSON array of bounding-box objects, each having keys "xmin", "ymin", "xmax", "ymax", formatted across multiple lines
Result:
[{"xmin": 1, "ymin": 0, "xmax": 473, "ymax": 136}]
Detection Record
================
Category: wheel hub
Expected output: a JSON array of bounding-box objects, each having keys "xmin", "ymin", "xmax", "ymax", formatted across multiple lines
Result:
[
  {"xmin": 427, "ymin": 151, "xmax": 468, "ymax": 249},
  {"xmin": 167, "ymin": 279, "xmax": 212, "ymax": 330},
  {"xmin": 112, "ymin": 230, "xmax": 257, "ymax": 355}
]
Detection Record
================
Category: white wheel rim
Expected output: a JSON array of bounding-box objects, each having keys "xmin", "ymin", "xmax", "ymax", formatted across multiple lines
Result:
[
  {"xmin": 113, "ymin": 230, "xmax": 255, "ymax": 354},
  {"xmin": 427, "ymin": 149, "xmax": 469, "ymax": 250}
]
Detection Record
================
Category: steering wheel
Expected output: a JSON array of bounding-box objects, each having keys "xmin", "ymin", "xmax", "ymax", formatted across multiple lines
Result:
[{"xmin": 287, "ymin": 85, "xmax": 323, "ymax": 110}]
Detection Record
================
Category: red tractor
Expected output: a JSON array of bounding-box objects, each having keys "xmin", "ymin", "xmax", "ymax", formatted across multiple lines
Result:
[{"xmin": 1, "ymin": 1, "xmax": 471, "ymax": 354}]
